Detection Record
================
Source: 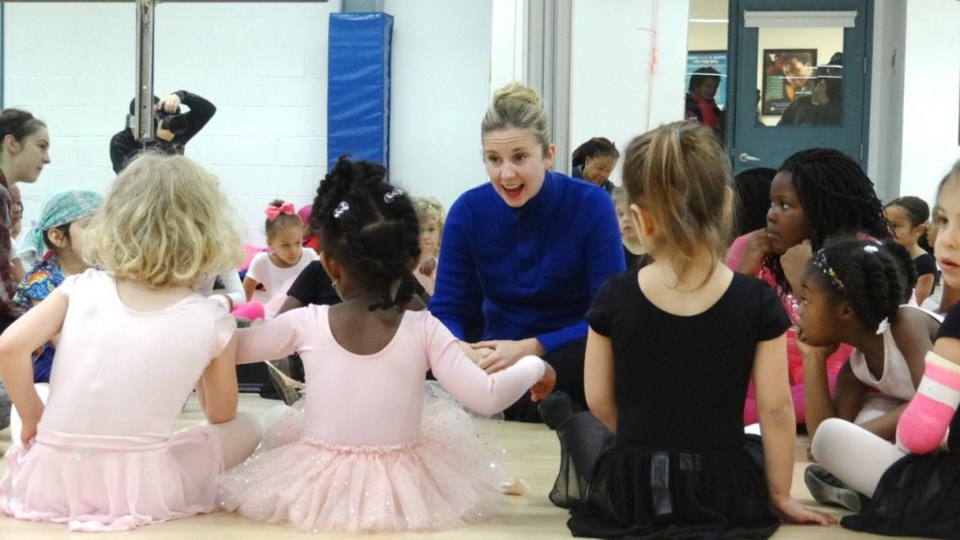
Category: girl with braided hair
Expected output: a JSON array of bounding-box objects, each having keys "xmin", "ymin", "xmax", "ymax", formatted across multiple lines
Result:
[
  {"xmin": 726, "ymin": 148, "xmax": 890, "ymax": 425},
  {"xmin": 808, "ymin": 161, "xmax": 960, "ymax": 538},
  {"xmin": 795, "ymin": 237, "xmax": 940, "ymax": 511},
  {"xmin": 221, "ymin": 156, "xmax": 556, "ymax": 533}
]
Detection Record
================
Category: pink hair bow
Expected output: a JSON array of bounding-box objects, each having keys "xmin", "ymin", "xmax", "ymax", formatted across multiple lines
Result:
[{"xmin": 265, "ymin": 202, "xmax": 296, "ymax": 221}]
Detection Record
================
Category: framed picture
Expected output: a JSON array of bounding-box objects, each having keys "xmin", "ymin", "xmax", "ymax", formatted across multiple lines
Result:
[
  {"xmin": 761, "ymin": 49, "xmax": 818, "ymax": 116},
  {"xmin": 686, "ymin": 50, "xmax": 728, "ymax": 109}
]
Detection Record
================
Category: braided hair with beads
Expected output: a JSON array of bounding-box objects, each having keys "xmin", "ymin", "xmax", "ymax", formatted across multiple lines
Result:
[
  {"xmin": 810, "ymin": 237, "xmax": 915, "ymax": 332},
  {"xmin": 768, "ymin": 148, "xmax": 889, "ymax": 293},
  {"xmin": 310, "ymin": 156, "xmax": 421, "ymax": 311}
]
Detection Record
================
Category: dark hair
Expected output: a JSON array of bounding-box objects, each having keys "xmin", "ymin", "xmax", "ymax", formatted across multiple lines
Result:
[
  {"xmin": 733, "ymin": 167, "xmax": 777, "ymax": 236},
  {"xmin": 768, "ymin": 148, "xmax": 889, "ymax": 293},
  {"xmin": 264, "ymin": 199, "xmax": 303, "ymax": 240},
  {"xmin": 42, "ymin": 224, "xmax": 72, "ymax": 252},
  {"xmin": 781, "ymin": 51, "xmax": 813, "ymax": 66},
  {"xmin": 310, "ymin": 156, "xmax": 421, "ymax": 311},
  {"xmin": 571, "ymin": 137, "xmax": 619, "ymax": 168},
  {"xmin": 809, "ymin": 237, "xmax": 915, "ymax": 330},
  {"xmin": 886, "ymin": 196, "xmax": 930, "ymax": 227},
  {"xmin": 688, "ymin": 67, "xmax": 721, "ymax": 93},
  {"xmin": 128, "ymin": 96, "xmax": 161, "ymax": 116},
  {"xmin": 0, "ymin": 109, "xmax": 47, "ymax": 148}
]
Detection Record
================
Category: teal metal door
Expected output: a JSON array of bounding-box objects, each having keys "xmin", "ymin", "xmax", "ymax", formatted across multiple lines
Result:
[{"xmin": 728, "ymin": 0, "xmax": 872, "ymax": 174}]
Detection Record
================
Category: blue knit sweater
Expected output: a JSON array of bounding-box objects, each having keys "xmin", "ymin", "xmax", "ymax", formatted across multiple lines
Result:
[{"xmin": 430, "ymin": 170, "xmax": 625, "ymax": 352}]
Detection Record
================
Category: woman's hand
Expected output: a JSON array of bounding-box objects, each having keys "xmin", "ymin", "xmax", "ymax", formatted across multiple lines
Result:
[
  {"xmin": 739, "ymin": 228, "xmax": 773, "ymax": 276},
  {"xmin": 771, "ymin": 495, "xmax": 837, "ymax": 525},
  {"xmin": 529, "ymin": 363, "xmax": 556, "ymax": 402},
  {"xmin": 471, "ymin": 338, "xmax": 546, "ymax": 374}
]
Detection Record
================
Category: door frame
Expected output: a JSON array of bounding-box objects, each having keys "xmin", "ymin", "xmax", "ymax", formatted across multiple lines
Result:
[{"xmin": 726, "ymin": 0, "xmax": 874, "ymax": 171}]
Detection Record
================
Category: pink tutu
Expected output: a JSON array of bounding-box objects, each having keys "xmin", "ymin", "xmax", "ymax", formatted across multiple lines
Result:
[
  {"xmin": 218, "ymin": 383, "xmax": 511, "ymax": 532},
  {"xmin": 0, "ymin": 425, "xmax": 224, "ymax": 532}
]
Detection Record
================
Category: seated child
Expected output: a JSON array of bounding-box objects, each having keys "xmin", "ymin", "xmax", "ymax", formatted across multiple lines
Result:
[
  {"xmin": 0, "ymin": 153, "xmax": 261, "ymax": 532},
  {"xmin": 611, "ymin": 186, "xmax": 651, "ymax": 270},
  {"xmin": 242, "ymin": 199, "xmax": 317, "ymax": 318},
  {"xmin": 885, "ymin": 196, "xmax": 937, "ymax": 305},
  {"xmin": 12, "ymin": 189, "xmax": 102, "ymax": 387},
  {"xmin": 220, "ymin": 157, "xmax": 556, "ymax": 533},
  {"xmin": 412, "ymin": 195, "xmax": 444, "ymax": 296}
]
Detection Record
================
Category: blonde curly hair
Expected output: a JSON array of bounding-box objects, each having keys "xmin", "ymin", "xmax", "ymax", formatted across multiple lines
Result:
[{"xmin": 84, "ymin": 153, "xmax": 243, "ymax": 288}]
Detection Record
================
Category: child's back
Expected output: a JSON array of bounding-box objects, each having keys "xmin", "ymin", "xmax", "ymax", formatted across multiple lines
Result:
[
  {"xmin": 221, "ymin": 157, "xmax": 553, "ymax": 532},
  {"xmin": 550, "ymin": 122, "xmax": 833, "ymax": 538},
  {"xmin": 0, "ymin": 154, "xmax": 261, "ymax": 532}
]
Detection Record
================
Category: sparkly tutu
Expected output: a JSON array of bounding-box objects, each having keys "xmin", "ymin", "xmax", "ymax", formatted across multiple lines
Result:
[{"xmin": 218, "ymin": 383, "xmax": 512, "ymax": 532}]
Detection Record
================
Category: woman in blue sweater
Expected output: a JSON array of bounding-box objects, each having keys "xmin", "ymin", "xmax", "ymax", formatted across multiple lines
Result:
[{"xmin": 430, "ymin": 83, "xmax": 625, "ymax": 422}]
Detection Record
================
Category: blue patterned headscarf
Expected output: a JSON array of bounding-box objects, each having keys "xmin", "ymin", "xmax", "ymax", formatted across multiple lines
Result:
[{"xmin": 24, "ymin": 189, "xmax": 103, "ymax": 256}]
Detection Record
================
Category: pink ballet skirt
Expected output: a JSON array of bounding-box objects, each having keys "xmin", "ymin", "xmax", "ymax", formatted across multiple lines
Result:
[
  {"xmin": 219, "ymin": 384, "xmax": 511, "ymax": 533},
  {"xmin": 0, "ymin": 425, "xmax": 223, "ymax": 532}
]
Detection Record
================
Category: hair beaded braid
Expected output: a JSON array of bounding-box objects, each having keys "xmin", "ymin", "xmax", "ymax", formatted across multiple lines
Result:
[{"xmin": 310, "ymin": 156, "xmax": 421, "ymax": 311}]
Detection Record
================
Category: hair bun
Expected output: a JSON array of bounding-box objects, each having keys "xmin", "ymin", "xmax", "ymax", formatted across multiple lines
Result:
[{"xmin": 493, "ymin": 82, "xmax": 543, "ymax": 110}]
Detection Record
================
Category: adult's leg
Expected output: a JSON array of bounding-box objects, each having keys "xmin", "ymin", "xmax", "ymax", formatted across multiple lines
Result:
[
  {"xmin": 811, "ymin": 418, "xmax": 906, "ymax": 498},
  {"xmin": 504, "ymin": 338, "xmax": 586, "ymax": 422}
]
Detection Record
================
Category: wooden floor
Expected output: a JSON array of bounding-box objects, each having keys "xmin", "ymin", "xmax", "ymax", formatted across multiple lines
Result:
[{"xmin": 0, "ymin": 394, "xmax": 924, "ymax": 539}]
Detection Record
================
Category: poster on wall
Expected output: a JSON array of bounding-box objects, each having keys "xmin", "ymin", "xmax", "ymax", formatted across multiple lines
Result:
[
  {"xmin": 686, "ymin": 51, "xmax": 727, "ymax": 109},
  {"xmin": 761, "ymin": 49, "xmax": 818, "ymax": 116}
]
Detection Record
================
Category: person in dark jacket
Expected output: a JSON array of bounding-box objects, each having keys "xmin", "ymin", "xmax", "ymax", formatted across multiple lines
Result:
[{"xmin": 109, "ymin": 90, "xmax": 215, "ymax": 173}]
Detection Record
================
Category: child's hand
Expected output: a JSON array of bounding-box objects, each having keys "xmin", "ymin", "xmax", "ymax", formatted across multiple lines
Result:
[
  {"xmin": 781, "ymin": 240, "xmax": 813, "ymax": 293},
  {"xmin": 739, "ymin": 228, "xmax": 773, "ymax": 275},
  {"xmin": 795, "ymin": 334, "xmax": 839, "ymax": 359},
  {"xmin": 20, "ymin": 420, "xmax": 38, "ymax": 448},
  {"xmin": 529, "ymin": 363, "xmax": 556, "ymax": 402},
  {"xmin": 418, "ymin": 257, "xmax": 438, "ymax": 278},
  {"xmin": 771, "ymin": 495, "xmax": 837, "ymax": 525}
]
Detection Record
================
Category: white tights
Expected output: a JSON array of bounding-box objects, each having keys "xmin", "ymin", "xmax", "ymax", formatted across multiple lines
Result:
[{"xmin": 811, "ymin": 418, "xmax": 906, "ymax": 497}]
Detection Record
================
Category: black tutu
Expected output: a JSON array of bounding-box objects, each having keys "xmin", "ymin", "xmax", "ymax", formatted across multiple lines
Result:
[
  {"xmin": 566, "ymin": 433, "xmax": 779, "ymax": 539},
  {"xmin": 841, "ymin": 450, "xmax": 960, "ymax": 538}
]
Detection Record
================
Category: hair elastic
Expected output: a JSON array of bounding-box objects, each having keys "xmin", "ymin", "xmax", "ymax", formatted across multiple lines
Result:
[
  {"xmin": 384, "ymin": 187, "xmax": 403, "ymax": 204},
  {"xmin": 333, "ymin": 201, "xmax": 350, "ymax": 219},
  {"xmin": 811, "ymin": 249, "xmax": 846, "ymax": 292}
]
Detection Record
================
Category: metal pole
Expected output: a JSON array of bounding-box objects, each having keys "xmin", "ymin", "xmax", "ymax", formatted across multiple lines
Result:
[{"xmin": 132, "ymin": 0, "xmax": 155, "ymax": 142}]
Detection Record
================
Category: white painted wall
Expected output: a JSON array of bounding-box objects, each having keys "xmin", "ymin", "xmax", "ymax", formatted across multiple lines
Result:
[
  {"xmin": 3, "ymin": 0, "xmax": 491, "ymax": 244},
  {"xmin": 570, "ymin": 0, "xmax": 690, "ymax": 186},
  {"xmin": 898, "ymin": 0, "xmax": 960, "ymax": 204},
  {"xmin": 6, "ymin": 0, "xmax": 952, "ymax": 243},
  {"xmin": 382, "ymin": 0, "xmax": 493, "ymax": 212},
  {"xmin": 4, "ymin": 1, "xmax": 339, "ymax": 245}
]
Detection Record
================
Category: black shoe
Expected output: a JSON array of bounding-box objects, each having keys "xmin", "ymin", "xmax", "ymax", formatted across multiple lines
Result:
[
  {"xmin": 538, "ymin": 392, "xmax": 575, "ymax": 430},
  {"xmin": 804, "ymin": 464, "xmax": 867, "ymax": 512}
]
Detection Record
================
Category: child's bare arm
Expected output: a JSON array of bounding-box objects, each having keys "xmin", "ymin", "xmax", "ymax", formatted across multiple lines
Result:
[
  {"xmin": 755, "ymin": 334, "xmax": 835, "ymax": 525},
  {"xmin": 584, "ymin": 328, "xmax": 617, "ymax": 433},
  {"xmin": 199, "ymin": 335, "xmax": 239, "ymax": 424},
  {"xmin": 0, "ymin": 291, "xmax": 68, "ymax": 444}
]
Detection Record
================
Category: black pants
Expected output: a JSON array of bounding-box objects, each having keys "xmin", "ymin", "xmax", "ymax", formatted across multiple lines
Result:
[{"xmin": 503, "ymin": 338, "xmax": 587, "ymax": 423}]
